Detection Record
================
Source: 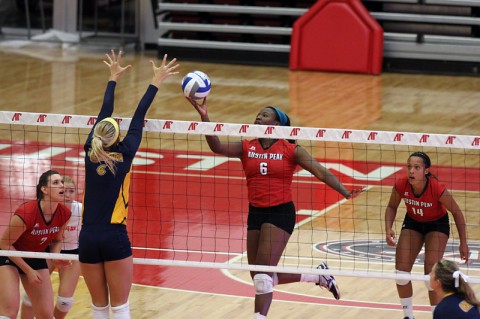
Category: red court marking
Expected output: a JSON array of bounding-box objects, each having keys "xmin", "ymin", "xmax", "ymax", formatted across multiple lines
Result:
[{"xmin": 0, "ymin": 140, "xmax": 477, "ymax": 311}]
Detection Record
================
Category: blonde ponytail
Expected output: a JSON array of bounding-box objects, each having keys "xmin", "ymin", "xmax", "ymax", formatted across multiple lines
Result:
[{"xmin": 89, "ymin": 118, "xmax": 120, "ymax": 174}]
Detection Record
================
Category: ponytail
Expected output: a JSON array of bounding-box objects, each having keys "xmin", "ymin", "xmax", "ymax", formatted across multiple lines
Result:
[
  {"xmin": 434, "ymin": 259, "xmax": 480, "ymax": 309},
  {"xmin": 89, "ymin": 118, "xmax": 120, "ymax": 174}
]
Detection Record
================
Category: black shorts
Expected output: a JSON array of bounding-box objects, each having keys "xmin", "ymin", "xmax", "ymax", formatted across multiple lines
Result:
[
  {"xmin": 61, "ymin": 248, "xmax": 79, "ymax": 255},
  {"xmin": 79, "ymin": 224, "xmax": 132, "ymax": 264},
  {"xmin": 401, "ymin": 213, "xmax": 450, "ymax": 236},
  {"xmin": 247, "ymin": 201, "xmax": 296, "ymax": 235},
  {"xmin": 0, "ymin": 256, "xmax": 48, "ymax": 274}
]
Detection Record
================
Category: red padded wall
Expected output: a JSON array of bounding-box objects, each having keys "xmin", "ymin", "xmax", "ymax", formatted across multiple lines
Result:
[{"xmin": 290, "ymin": 0, "xmax": 383, "ymax": 74}]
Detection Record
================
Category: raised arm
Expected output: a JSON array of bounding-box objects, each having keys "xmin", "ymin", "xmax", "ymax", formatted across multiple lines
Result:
[
  {"xmin": 440, "ymin": 189, "xmax": 469, "ymax": 262},
  {"xmin": 97, "ymin": 49, "xmax": 132, "ymax": 121},
  {"xmin": 187, "ymin": 97, "xmax": 243, "ymax": 158},
  {"xmin": 122, "ymin": 54, "xmax": 179, "ymax": 153}
]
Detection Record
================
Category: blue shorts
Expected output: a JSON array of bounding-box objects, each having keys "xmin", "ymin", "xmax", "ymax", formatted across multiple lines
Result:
[
  {"xmin": 247, "ymin": 201, "xmax": 296, "ymax": 235},
  {"xmin": 79, "ymin": 224, "xmax": 132, "ymax": 264},
  {"xmin": 0, "ymin": 256, "xmax": 48, "ymax": 274},
  {"xmin": 401, "ymin": 213, "xmax": 450, "ymax": 236}
]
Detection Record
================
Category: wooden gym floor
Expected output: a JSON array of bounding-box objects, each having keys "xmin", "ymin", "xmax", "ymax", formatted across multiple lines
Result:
[{"xmin": 0, "ymin": 40, "xmax": 479, "ymax": 319}]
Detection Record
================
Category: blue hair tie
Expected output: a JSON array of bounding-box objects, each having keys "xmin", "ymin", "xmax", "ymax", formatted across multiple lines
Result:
[{"xmin": 272, "ymin": 107, "xmax": 288, "ymax": 126}]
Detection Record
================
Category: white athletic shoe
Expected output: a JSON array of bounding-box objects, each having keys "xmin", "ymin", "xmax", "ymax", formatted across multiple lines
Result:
[{"xmin": 316, "ymin": 262, "xmax": 340, "ymax": 300}]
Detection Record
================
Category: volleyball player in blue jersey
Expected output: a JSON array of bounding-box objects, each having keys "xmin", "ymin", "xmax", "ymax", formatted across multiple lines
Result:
[
  {"xmin": 78, "ymin": 49, "xmax": 179, "ymax": 319},
  {"xmin": 430, "ymin": 259, "xmax": 480, "ymax": 319}
]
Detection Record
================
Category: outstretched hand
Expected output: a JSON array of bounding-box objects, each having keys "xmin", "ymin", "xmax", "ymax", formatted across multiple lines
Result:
[
  {"xmin": 150, "ymin": 54, "xmax": 180, "ymax": 88},
  {"xmin": 104, "ymin": 49, "xmax": 132, "ymax": 81},
  {"xmin": 345, "ymin": 187, "xmax": 367, "ymax": 200},
  {"xmin": 186, "ymin": 96, "xmax": 208, "ymax": 119}
]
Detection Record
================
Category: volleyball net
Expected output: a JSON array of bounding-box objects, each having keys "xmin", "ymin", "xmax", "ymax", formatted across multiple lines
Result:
[{"xmin": 0, "ymin": 111, "xmax": 479, "ymax": 283}]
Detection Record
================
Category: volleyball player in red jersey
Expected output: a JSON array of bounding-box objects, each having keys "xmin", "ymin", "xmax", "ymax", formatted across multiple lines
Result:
[
  {"xmin": 384, "ymin": 151, "xmax": 470, "ymax": 319},
  {"xmin": 0, "ymin": 170, "xmax": 71, "ymax": 319},
  {"xmin": 188, "ymin": 99, "xmax": 363, "ymax": 319},
  {"xmin": 21, "ymin": 176, "xmax": 82, "ymax": 319}
]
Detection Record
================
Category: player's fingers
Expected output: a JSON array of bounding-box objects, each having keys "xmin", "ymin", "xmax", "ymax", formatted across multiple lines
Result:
[
  {"xmin": 166, "ymin": 58, "xmax": 177, "ymax": 67},
  {"xmin": 105, "ymin": 53, "xmax": 113, "ymax": 64}
]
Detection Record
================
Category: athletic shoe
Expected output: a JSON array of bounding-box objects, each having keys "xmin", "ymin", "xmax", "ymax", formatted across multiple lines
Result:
[{"xmin": 316, "ymin": 262, "xmax": 340, "ymax": 300}]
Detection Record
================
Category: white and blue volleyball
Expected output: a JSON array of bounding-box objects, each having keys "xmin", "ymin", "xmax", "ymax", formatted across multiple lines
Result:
[{"xmin": 181, "ymin": 70, "xmax": 211, "ymax": 100}]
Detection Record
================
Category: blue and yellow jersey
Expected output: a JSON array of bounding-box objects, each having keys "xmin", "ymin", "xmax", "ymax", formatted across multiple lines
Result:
[
  {"xmin": 434, "ymin": 293, "xmax": 480, "ymax": 319},
  {"xmin": 82, "ymin": 81, "xmax": 158, "ymax": 226}
]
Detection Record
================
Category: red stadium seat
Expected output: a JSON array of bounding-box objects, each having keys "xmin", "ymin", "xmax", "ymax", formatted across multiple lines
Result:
[{"xmin": 290, "ymin": 0, "xmax": 383, "ymax": 74}]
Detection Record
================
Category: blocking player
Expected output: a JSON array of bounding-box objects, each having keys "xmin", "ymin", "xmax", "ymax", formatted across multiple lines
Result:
[{"xmin": 78, "ymin": 49, "xmax": 179, "ymax": 319}]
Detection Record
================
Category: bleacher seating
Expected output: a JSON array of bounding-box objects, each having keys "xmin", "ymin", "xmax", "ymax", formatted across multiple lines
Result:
[{"xmin": 154, "ymin": 0, "xmax": 480, "ymax": 74}]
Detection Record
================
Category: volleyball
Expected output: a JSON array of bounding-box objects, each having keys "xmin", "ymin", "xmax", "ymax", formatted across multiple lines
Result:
[{"xmin": 181, "ymin": 71, "xmax": 211, "ymax": 100}]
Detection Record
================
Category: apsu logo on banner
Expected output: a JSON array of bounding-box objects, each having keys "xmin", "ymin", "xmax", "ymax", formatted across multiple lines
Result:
[{"xmin": 314, "ymin": 239, "xmax": 480, "ymax": 268}]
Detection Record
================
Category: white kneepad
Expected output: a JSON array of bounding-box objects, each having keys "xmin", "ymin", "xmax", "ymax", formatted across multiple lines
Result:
[
  {"xmin": 253, "ymin": 273, "xmax": 273, "ymax": 295},
  {"xmin": 56, "ymin": 296, "xmax": 74, "ymax": 313},
  {"xmin": 395, "ymin": 270, "xmax": 411, "ymax": 286},
  {"xmin": 22, "ymin": 292, "xmax": 32, "ymax": 307}
]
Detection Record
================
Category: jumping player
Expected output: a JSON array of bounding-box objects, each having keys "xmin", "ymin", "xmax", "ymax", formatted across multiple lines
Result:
[
  {"xmin": 385, "ymin": 151, "xmax": 470, "ymax": 319},
  {"xmin": 0, "ymin": 170, "xmax": 71, "ymax": 319},
  {"xmin": 79, "ymin": 49, "xmax": 179, "ymax": 319},
  {"xmin": 430, "ymin": 259, "xmax": 480, "ymax": 319},
  {"xmin": 187, "ymin": 99, "xmax": 363, "ymax": 319}
]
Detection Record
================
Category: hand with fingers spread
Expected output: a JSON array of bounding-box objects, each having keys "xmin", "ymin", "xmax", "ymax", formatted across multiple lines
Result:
[
  {"xmin": 150, "ymin": 54, "xmax": 180, "ymax": 88},
  {"xmin": 103, "ymin": 49, "xmax": 132, "ymax": 82},
  {"xmin": 186, "ymin": 96, "xmax": 210, "ymax": 121}
]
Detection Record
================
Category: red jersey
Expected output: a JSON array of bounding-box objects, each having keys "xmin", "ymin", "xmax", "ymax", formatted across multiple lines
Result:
[
  {"xmin": 241, "ymin": 139, "xmax": 297, "ymax": 207},
  {"xmin": 395, "ymin": 177, "xmax": 447, "ymax": 222},
  {"xmin": 14, "ymin": 200, "xmax": 71, "ymax": 252}
]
